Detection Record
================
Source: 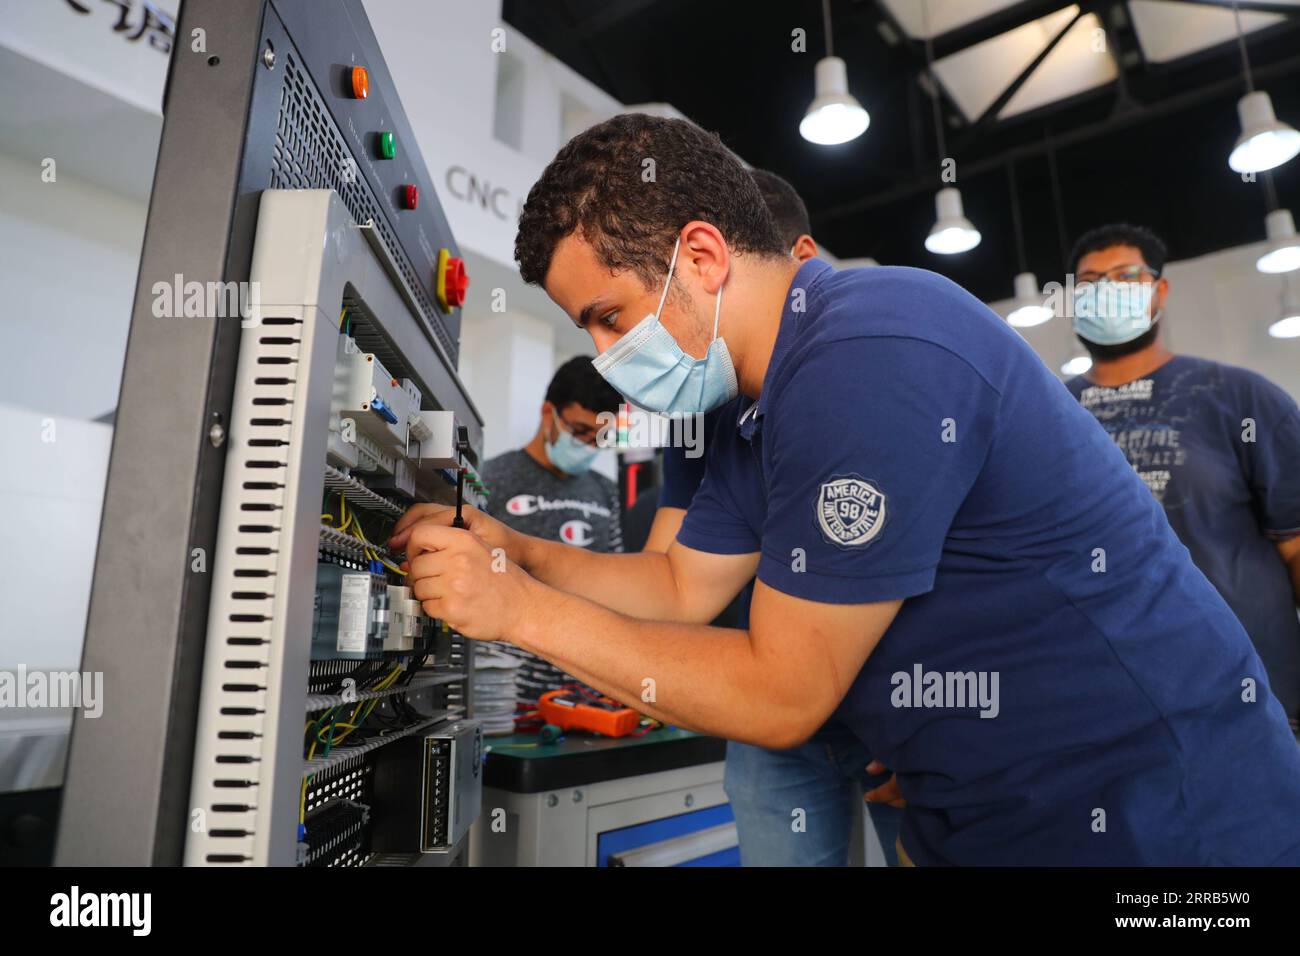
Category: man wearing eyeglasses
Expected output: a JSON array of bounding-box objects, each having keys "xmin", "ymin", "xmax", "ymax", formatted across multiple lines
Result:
[
  {"xmin": 1065, "ymin": 223, "xmax": 1300, "ymax": 736},
  {"xmin": 480, "ymin": 355, "xmax": 625, "ymax": 553},
  {"xmin": 477, "ymin": 357, "xmax": 626, "ymax": 703}
]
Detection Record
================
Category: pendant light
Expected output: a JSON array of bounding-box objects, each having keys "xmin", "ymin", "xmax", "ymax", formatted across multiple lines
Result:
[
  {"xmin": 1060, "ymin": 352, "xmax": 1093, "ymax": 376},
  {"xmin": 1256, "ymin": 208, "xmax": 1300, "ymax": 274},
  {"xmin": 921, "ymin": 0, "xmax": 980, "ymax": 255},
  {"xmin": 1005, "ymin": 161, "xmax": 1051, "ymax": 326},
  {"xmin": 800, "ymin": 0, "xmax": 870, "ymax": 145},
  {"xmin": 1227, "ymin": 2, "xmax": 1300, "ymax": 174},
  {"xmin": 1045, "ymin": 133, "xmax": 1085, "ymax": 375},
  {"xmin": 1270, "ymin": 275, "xmax": 1300, "ymax": 339}
]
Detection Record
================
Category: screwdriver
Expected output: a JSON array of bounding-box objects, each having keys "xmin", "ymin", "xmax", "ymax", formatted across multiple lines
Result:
[
  {"xmin": 453, "ymin": 467, "xmax": 466, "ymax": 529},
  {"xmin": 452, "ymin": 425, "xmax": 469, "ymax": 529}
]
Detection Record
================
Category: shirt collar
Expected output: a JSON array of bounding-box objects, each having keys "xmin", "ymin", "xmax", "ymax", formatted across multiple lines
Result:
[{"xmin": 744, "ymin": 258, "xmax": 833, "ymax": 426}]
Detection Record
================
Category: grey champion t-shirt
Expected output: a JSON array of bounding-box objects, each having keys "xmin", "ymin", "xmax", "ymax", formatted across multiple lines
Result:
[{"xmin": 481, "ymin": 449, "xmax": 623, "ymax": 553}]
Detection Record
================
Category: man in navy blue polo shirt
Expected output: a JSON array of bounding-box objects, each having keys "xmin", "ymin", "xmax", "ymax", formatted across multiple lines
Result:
[
  {"xmin": 644, "ymin": 167, "xmax": 903, "ymax": 867},
  {"xmin": 393, "ymin": 114, "xmax": 1300, "ymax": 865}
]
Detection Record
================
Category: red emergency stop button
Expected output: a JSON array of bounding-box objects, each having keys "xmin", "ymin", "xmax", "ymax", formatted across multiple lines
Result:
[
  {"xmin": 436, "ymin": 248, "xmax": 468, "ymax": 311},
  {"xmin": 402, "ymin": 184, "xmax": 419, "ymax": 210},
  {"xmin": 349, "ymin": 66, "xmax": 369, "ymax": 99}
]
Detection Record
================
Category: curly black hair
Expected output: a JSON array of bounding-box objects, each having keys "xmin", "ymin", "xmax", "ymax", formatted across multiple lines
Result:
[
  {"xmin": 749, "ymin": 168, "xmax": 811, "ymax": 248},
  {"xmin": 515, "ymin": 113, "xmax": 786, "ymax": 289},
  {"xmin": 1068, "ymin": 223, "xmax": 1169, "ymax": 276},
  {"xmin": 545, "ymin": 355, "xmax": 624, "ymax": 416}
]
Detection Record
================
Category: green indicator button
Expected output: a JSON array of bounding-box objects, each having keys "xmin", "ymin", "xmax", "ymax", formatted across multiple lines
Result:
[{"xmin": 378, "ymin": 131, "xmax": 396, "ymax": 159}]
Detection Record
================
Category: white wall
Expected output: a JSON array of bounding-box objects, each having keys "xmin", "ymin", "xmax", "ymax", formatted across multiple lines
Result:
[
  {"xmin": 1160, "ymin": 246, "xmax": 1299, "ymax": 400},
  {"xmin": 0, "ymin": 151, "xmax": 145, "ymax": 419},
  {"xmin": 0, "ymin": 406, "xmax": 113, "ymax": 791},
  {"xmin": 459, "ymin": 310, "xmax": 555, "ymax": 460},
  {"xmin": 363, "ymin": 0, "xmax": 622, "ymax": 274},
  {"xmin": 991, "ymin": 241, "xmax": 1300, "ymax": 400}
]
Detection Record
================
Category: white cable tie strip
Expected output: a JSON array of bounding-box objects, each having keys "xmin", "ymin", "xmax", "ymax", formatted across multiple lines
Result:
[
  {"xmin": 301, "ymin": 709, "xmax": 461, "ymax": 779},
  {"xmin": 304, "ymin": 670, "xmax": 470, "ymax": 712},
  {"xmin": 318, "ymin": 524, "xmax": 399, "ymax": 563},
  {"xmin": 323, "ymin": 465, "xmax": 406, "ymax": 518}
]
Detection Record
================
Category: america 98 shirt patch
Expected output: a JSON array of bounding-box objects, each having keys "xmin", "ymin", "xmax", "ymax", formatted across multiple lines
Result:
[{"xmin": 816, "ymin": 474, "xmax": 887, "ymax": 548}]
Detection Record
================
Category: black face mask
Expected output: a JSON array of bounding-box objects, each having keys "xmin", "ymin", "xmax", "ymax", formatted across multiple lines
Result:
[{"xmin": 1078, "ymin": 321, "xmax": 1161, "ymax": 362}]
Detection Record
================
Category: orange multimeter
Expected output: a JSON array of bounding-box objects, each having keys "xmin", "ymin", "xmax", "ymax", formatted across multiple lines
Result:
[{"xmin": 537, "ymin": 689, "xmax": 641, "ymax": 738}]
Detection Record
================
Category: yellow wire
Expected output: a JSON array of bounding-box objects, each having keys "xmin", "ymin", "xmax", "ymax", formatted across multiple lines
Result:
[
  {"xmin": 341, "ymin": 495, "xmax": 405, "ymax": 575},
  {"xmin": 320, "ymin": 666, "xmax": 403, "ymax": 746}
]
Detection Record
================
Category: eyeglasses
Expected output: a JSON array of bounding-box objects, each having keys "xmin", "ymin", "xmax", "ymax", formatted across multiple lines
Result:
[
  {"xmin": 555, "ymin": 412, "xmax": 600, "ymax": 446},
  {"xmin": 1075, "ymin": 264, "xmax": 1160, "ymax": 285}
]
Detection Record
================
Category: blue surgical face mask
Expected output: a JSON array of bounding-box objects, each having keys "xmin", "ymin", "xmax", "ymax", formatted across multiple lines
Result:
[
  {"xmin": 1073, "ymin": 280, "xmax": 1160, "ymax": 345},
  {"xmin": 591, "ymin": 238, "xmax": 739, "ymax": 415},
  {"xmin": 545, "ymin": 411, "xmax": 600, "ymax": 475}
]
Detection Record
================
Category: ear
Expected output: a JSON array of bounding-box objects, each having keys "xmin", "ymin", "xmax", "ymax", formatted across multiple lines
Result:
[
  {"xmin": 540, "ymin": 400, "xmax": 556, "ymax": 431},
  {"xmin": 792, "ymin": 235, "xmax": 818, "ymax": 263},
  {"xmin": 1153, "ymin": 276, "xmax": 1170, "ymax": 313},
  {"xmin": 680, "ymin": 220, "xmax": 730, "ymax": 294}
]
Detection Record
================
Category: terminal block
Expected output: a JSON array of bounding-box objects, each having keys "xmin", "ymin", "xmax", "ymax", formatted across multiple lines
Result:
[
  {"xmin": 380, "ymin": 584, "xmax": 430, "ymax": 653},
  {"xmin": 311, "ymin": 559, "xmax": 387, "ymax": 660}
]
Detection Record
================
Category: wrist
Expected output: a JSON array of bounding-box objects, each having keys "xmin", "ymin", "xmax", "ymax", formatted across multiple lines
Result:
[
  {"xmin": 506, "ymin": 569, "xmax": 547, "ymax": 651},
  {"xmin": 513, "ymin": 528, "xmax": 540, "ymax": 573}
]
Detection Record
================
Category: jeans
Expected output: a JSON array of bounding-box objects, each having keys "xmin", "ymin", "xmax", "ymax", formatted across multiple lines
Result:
[{"xmin": 723, "ymin": 721, "xmax": 902, "ymax": 866}]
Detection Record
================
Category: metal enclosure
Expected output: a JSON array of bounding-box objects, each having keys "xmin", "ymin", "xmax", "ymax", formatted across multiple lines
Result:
[{"xmin": 57, "ymin": 0, "xmax": 482, "ymax": 866}]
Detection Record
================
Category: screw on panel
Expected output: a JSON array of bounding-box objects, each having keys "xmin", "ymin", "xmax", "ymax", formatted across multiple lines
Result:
[
  {"xmin": 572, "ymin": 790, "xmax": 583, "ymax": 804},
  {"xmin": 546, "ymin": 794, "xmax": 558, "ymax": 808},
  {"xmin": 684, "ymin": 793, "xmax": 694, "ymax": 808},
  {"xmin": 209, "ymin": 418, "xmax": 226, "ymax": 448},
  {"xmin": 262, "ymin": 46, "xmax": 276, "ymax": 70}
]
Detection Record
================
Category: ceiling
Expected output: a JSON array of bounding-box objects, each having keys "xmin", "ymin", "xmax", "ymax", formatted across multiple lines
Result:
[{"xmin": 502, "ymin": 0, "xmax": 1300, "ymax": 303}]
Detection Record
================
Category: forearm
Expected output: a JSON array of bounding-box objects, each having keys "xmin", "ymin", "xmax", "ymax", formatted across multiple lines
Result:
[
  {"xmin": 514, "ymin": 531, "xmax": 684, "ymax": 618},
  {"xmin": 1276, "ymin": 538, "xmax": 1300, "ymax": 606},
  {"xmin": 509, "ymin": 577, "xmax": 809, "ymax": 748}
]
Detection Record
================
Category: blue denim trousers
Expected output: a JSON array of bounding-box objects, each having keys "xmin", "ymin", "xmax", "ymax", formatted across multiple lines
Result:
[{"xmin": 723, "ymin": 721, "xmax": 902, "ymax": 866}]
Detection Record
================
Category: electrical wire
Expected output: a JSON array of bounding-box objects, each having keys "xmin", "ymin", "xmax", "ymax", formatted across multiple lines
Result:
[
  {"xmin": 1232, "ymin": 1, "xmax": 1255, "ymax": 93},
  {"xmin": 921, "ymin": 0, "xmax": 946, "ymax": 162},
  {"xmin": 334, "ymin": 491, "xmax": 407, "ymax": 575}
]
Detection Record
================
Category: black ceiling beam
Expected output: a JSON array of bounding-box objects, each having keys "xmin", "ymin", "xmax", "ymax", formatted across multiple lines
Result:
[
  {"xmin": 953, "ymin": 5, "xmax": 1085, "ymax": 147},
  {"xmin": 880, "ymin": 0, "xmax": 1076, "ymax": 60},
  {"xmin": 1154, "ymin": 0, "xmax": 1299, "ymax": 14},
  {"xmin": 953, "ymin": 0, "xmax": 1139, "ymax": 156},
  {"xmin": 815, "ymin": 49, "xmax": 1300, "ymax": 223},
  {"xmin": 572, "ymin": 0, "xmax": 665, "ymax": 39}
]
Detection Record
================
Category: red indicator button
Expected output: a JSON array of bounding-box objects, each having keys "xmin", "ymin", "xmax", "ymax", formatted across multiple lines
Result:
[
  {"xmin": 350, "ymin": 66, "xmax": 369, "ymax": 99},
  {"xmin": 402, "ymin": 184, "xmax": 419, "ymax": 210}
]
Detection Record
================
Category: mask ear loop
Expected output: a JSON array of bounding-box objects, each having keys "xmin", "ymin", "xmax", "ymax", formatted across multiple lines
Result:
[
  {"xmin": 712, "ymin": 282, "xmax": 723, "ymax": 342},
  {"xmin": 655, "ymin": 237, "xmax": 681, "ymax": 319}
]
